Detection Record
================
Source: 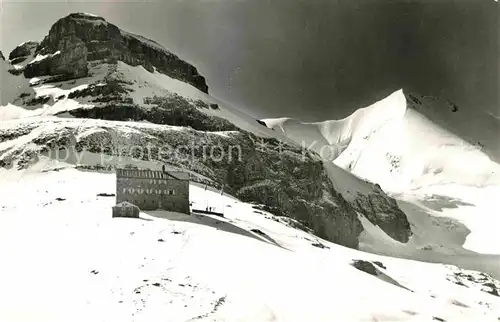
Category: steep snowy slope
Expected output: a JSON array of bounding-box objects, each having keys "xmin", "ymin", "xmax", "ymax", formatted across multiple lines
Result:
[
  {"xmin": 406, "ymin": 92, "xmax": 500, "ymax": 163},
  {"xmin": 263, "ymin": 89, "xmax": 500, "ymax": 193},
  {"xmin": 0, "ymin": 165, "xmax": 499, "ymax": 321},
  {"xmin": 263, "ymin": 89, "xmax": 500, "ymax": 256}
]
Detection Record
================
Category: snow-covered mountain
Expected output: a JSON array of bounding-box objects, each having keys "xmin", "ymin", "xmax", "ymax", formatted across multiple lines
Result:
[
  {"xmin": 0, "ymin": 13, "xmax": 416, "ymax": 249},
  {"xmin": 262, "ymin": 89, "xmax": 500, "ymax": 192},
  {"xmin": 263, "ymin": 89, "xmax": 500, "ymax": 256},
  {"xmin": 1, "ymin": 12, "xmax": 499, "ymax": 321}
]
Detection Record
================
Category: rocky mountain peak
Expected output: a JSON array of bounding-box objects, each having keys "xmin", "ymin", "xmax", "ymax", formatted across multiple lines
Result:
[
  {"xmin": 66, "ymin": 12, "xmax": 107, "ymax": 22},
  {"xmin": 22, "ymin": 13, "xmax": 208, "ymax": 92},
  {"xmin": 8, "ymin": 41, "xmax": 39, "ymax": 64}
]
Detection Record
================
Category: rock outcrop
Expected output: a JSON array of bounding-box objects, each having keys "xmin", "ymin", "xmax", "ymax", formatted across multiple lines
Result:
[
  {"xmin": 20, "ymin": 13, "xmax": 208, "ymax": 92},
  {"xmin": 67, "ymin": 94, "xmax": 239, "ymax": 132},
  {"xmin": 354, "ymin": 186, "xmax": 411, "ymax": 243},
  {"xmin": 0, "ymin": 51, "xmax": 5, "ymax": 61},
  {"xmin": 8, "ymin": 41, "xmax": 38, "ymax": 64}
]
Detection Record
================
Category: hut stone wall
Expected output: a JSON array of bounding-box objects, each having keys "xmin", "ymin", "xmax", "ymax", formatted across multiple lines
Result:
[{"xmin": 116, "ymin": 169, "xmax": 190, "ymax": 214}]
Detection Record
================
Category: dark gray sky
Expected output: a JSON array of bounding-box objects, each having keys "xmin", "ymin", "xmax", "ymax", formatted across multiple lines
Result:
[{"xmin": 1, "ymin": 0, "xmax": 498, "ymax": 120}]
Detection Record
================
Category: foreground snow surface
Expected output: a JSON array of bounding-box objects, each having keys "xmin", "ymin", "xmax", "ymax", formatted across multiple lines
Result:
[{"xmin": 1, "ymin": 167, "xmax": 499, "ymax": 322}]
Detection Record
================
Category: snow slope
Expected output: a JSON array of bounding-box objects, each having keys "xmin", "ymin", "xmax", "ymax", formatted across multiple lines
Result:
[
  {"xmin": 0, "ymin": 165, "xmax": 499, "ymax": 322},
  {"xmin": 109, "ymin": 61, "xmax": 287, "ymax": 139}
]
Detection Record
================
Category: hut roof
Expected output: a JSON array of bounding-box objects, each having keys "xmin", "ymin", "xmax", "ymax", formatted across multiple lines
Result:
[
  {"xmin": 114, "ymin": 201, "xmax": 139, "ymax": 209},
  {"xmin": 116, "ymin": 168, "xmax": 190, "ymax": 181}
]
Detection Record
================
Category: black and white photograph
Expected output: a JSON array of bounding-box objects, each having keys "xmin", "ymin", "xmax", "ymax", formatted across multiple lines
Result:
[{"xmin": 0, "ymin": 0, "xmax": 499, "ymax": 321}]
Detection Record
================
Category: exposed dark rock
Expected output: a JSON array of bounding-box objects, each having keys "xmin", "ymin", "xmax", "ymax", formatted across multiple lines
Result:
[
  {"xmin": 193, "ymin": 99, "xmax": 210, "ymax": 109},
  {"xmin": 484, "ymin": 283, "xmax": 499, "ymax": 296},
  {"xmin": 373, "ymin": 261, "xmax": 386, "ymax": 269},
  {"xmin": 8, "ymin": 68, "xmax": 24, "ymax": 76},
  {"xmin": 29, "ymin": 13, "xmax": 208, "ymax": 92},
  {"xmin": 26, "ymin": 95, "xmax": 51, "ymax": 106},
  {"xmin": 0, "ymin": 51, "xmax": 4, "ymax": 61},
  {"xmin": 311, "ymin": 242, "xmax": 329, "ymax": 249},
  {"xmin": 351, "ymin": 260, "xmax": 379, "ymax": 276},
  {"xmin": 351, "ymin": 259, "xmax": 414, "ymax": 292},
  {"xmin": 24, "ymin": 37, "xmax": 88, "ymax": 80},
  {"xmin": 251, "ymin": 204, "xmax": 284, "ymax": 216},
  {"xmin": 250, "ymin": 229, "xmax": 266, "ymax": 236},
  {"xmin": 8, "ymin": 41, "xmax": 38, "ymax": 61},
  {"xmin": 67, "ymin": 94, "xmax": 239, "ymax": 132},
  {"xmin": 256, "ymin": 120, "xmax": 267, "ymax": 127},
  {"xmin": 10, "ymin": 57, "xmax": 28, "ymax": 65},
  {"xmin": 447, "ymin": 270, "xmax": 500, "ymax": 297},
  {"xmin": 354, "ymin": 185, "xmax": 412, "ymax": 243},
  {"xmin": 451, "ymin": 300, "xmax": 469, "ymax": 308},
  {"xmin": 97, "ymin": 192, "xmax": 115, "ymax": 197},
  {"xmin": 407, "ymin": 93, "xmax": 422, "ymax": 106},
  {"xmin": 231, "ymin": 142, "xmax": 363, "ymax": 248}
]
